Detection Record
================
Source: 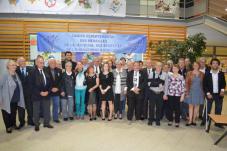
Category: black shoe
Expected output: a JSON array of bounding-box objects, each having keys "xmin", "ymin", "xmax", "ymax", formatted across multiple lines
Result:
[
  {"xmin": 44, "ymin": 125, "xmax": 54, "ymax": 128},
  {"xmin": 13, "ymin": 125, "xmax": 21, "ymax": 130},
  {"xmin": 90, "ymin": 118, "xmax": 93, "ymax": 121},
  {"xmin": 64, "ymin": 118, "xmax": 68, "ymax": 121},
  {"xmin": 28, "ymin": 122, "xmax": 35, "ymax": 126},
  {"xmin": 200, "ymin": 121, "xmax": 205, "ymax": 126},
  {"xmin": 69, "ymin": 117, "xmax": 74, "ymax": 120},
  {"xmin": 108, "ymin": 119, "xmax": 112, "ymax": 121},
  {"xmin": 175, "ymin": 124, "xmax": 179, "ymax": 128},
  {"xmin": 148, "ymin": 121, "xmax": 153, "ymax": 126},
  {"xmin": 93, "ymin": 117, "xmax": 97, "ymax": 120},
  {"xmin": 17, "ymin": 123, "xmax": 25, "ymax": 129},
  {"xmin": 168, "ymin": 122, "xmax": 173, "ymax": 126},
  {"xmin": 141, "ymin": 117, "xmax": 145, "ymax": 121},
  {"xmin": 35, "ymin": 126, "xmax": 39, "ymax": 132},
  {"xmin": 6, "ymin": 128, "xmax": 12, "ymax": 133},
  {"xmin": 186, "ymin": 123, "xmax": 192, "ymax": 126},
  {"xmin": 156, "ymin": 121, "xmax": 160, "ymax": 126},
  {"xmin": 54, "ymin": 120, "xmax": 60, "ymax": 123},
  {"xmin": 191, "ymin": 122, "xmax": 197, "ymax": 126},
  {"xmin": 215, "ymin": 124, "xmax": 224, "ymax": 129}
]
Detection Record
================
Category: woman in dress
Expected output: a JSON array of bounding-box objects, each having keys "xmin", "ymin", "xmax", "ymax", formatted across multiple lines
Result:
[
  {"xmin": 86, "ymin": 66, "xmax": 99, "ymax": 121},
  {"xmin": 163, "ymin": 64, "xmax": 185, "ymax": 128},
  {"xmin": 185, "ymin": 62, "xmax": 204, "ymax": 126},
  {"xmin": 99, "ymin": 63, "xmax": 114, "ymax": 121}
]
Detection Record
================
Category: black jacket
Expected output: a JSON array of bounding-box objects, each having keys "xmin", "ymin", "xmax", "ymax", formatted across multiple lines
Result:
[
  {"xmin": 178, "ymin": 68, "xmax": 187, "ymax": 79},
  {"xmin": 203, "ymin": 70, "xmax": 226, "ymax": 97},
  {"xmin": 16, "ymin": 66, "xmax": 33, "ymax": 96},
  {"xmin": 60, "ymin": 72, "xmax": 76, "ymax": 99},
  {"xmin": 29, "ymin": 66, "xmax": 52, "ymax": 101},
  {"xmin": 126, "ymin": 70, "xmax": 146, "ymax": 93},
  {"xmin": 47, "ymin": 67, "xmax": 62, "ymax": 96}
]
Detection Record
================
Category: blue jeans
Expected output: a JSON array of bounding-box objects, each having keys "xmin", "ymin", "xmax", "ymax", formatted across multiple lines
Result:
[
  {"xmin": 75, "ymin": 89, "xmax": 86, "ymax": 116},
  {"xmin": 51, "ymin": 96, "xmax": 60, "ymax": 121},
  {"xmin": 121, "ymin": 95, "xmax": 126, "ymax": 113}
]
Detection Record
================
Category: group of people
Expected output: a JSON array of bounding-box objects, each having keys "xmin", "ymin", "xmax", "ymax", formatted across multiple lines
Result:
[{"xmin": 0, "ymin": 51, "xmax": 226, "ymax": 134}]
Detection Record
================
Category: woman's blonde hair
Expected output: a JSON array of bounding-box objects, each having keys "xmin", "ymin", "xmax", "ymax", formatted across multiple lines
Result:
[{"xmin": 7, "ymin": 59, "xmax": 17, "ymax": 70}]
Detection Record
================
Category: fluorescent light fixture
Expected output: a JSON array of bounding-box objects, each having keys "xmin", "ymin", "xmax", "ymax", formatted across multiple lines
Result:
[{"xmin": 100, "ymin": 29, "xmax": 108, "ymax": 33}]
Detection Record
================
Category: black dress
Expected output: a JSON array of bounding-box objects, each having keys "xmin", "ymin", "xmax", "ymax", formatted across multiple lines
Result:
[
  {"xmin": 99, "ymin": 72, "xmax": 114, "ymax": 101},
  {"xmin": 86, "ymin": 74, "xmax": 98, "ymax": 105}
]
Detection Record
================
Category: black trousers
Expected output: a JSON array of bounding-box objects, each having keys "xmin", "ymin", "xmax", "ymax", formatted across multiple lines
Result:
[
  {"xmin": 18, "ymin": 93, "xmax": 33, "ymax": 125},
  {"xmin": 17, "ymin": 106, "xmax": 25, "ymax": 125},
  {"xmin": 33, "ymin": 99, "xmax": 51, "ymax": 126},
  {"xmin": 161, "ymin": 101, "xmax": 167, "ymax": 119},
  {"xmin": 114, "ymin": 94, "xmax": 122, "ymax": 114},
  {"xmin": 1, "ymin": 102, "xmax": 17, "ymax": 129},
  {"xmin": 166, "ymin": 96, "xmax": 181, "ymax": 123},
  {"xmin": 127, "ymin": 91, "xmax": 143, "ymax": 121},
  {"xmin": 202, "ymin": 94, "xmax": 223, "ymax": 123},
  {"xmin": 141, "ymin": 88, "xmax": 149, "ymax": 119},
  {"xmin": 96, "ymin": 89, "xmax": 101, "ymax": 116},
  {"xmin": 148, "ymin": 91, "xmax": 163, "ymax": 122},
  {"xmin": 25, "ymin": 94, "xmax": 33, "ymax": 124}
]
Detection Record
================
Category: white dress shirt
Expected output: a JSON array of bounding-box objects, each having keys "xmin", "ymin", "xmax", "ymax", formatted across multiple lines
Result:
[
  {"xmin": 211, "ymin": 70, "xmax": 219, "ymax": 93},
  {"xmin": 94, "ymin": 65, "xmax": 100, "ymax": 74},
  {"xmin": 38, "ymin": 68, "xmax": 46, "ymax": 86},
  {"xmin": 20, "ymin": 67, "xmax": 26, "ymax": 76},
  {"xmin": 133, "ymin": 71, "xmax": 139, "ymax": 88}
]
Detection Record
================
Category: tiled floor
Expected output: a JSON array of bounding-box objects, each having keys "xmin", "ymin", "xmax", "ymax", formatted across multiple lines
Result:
[{"xmin": 0, "ymin": 98, "xmax": 226, "ymax": 151}]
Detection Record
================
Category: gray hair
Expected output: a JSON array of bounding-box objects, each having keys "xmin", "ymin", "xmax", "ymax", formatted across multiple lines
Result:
[{"xmin": 65, "ymin": 61, "xmax": 72, "ymax": 68}]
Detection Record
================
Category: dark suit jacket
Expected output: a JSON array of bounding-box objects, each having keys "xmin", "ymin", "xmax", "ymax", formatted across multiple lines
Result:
[
  {"xmin": 203, "ymin": 70, "xmax": 226, "ymax": 97},
  {"xmin": 16, "ymin": 66, "xmax": 33, "ymax": 97},
  {"xmin": 142, "ymin": 68, "xmax": 153, "ymax": 88},
  {"xmin": 62, "ymin": 60, "xmax": 77, "ymax": 70},
  {"xmin": 47, "ymin": 67, "xmax": 62, "ymax": 96},
  {"xmin": 126, "ymin": 70, "xmax": 146, "ymax": 93},
  {"xmin": 178, "ymin": 68, "xmax": 187, "ymax": 79},
  {"xmin": 29, "ymin": 66, "xmax": 52, "ymax": 101}
]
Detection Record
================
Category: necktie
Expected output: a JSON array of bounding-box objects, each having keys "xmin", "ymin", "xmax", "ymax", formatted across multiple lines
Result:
[
  {"xmin": 51, "ymin": 70, "xmax": 55, "ymax": 80},
  {"xmin": 95, "ymin": 66, "xmax": 98, "ymax": 74},
  {"xmin": 40, "ymin": 70, "xmax": 46, "ymax": 86},
  {"xmin": 21, "ymin": 68, "xmax": 25, "ymax": 77}
]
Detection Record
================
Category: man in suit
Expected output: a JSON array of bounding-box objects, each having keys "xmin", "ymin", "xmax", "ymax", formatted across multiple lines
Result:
[
  {"xmin": 16, "ymin": 57, "xmax": 34, "ymax": 128},
  {"xmin": 199, "ymin": 57, "xmax": 210, "ymax": 74},
  {"xmin": 178, "ymin": 58, "xmax": 188, "ymax": 121},
  {"xmin": 126, "ymin": 61, "xmax": 146, "ymax": 124},
  {"xmin": 201, "ymin": 58, "xmax": 226, "ymax": 128},
  {"xmin": 62, "ymin": 51, "xmax": 77, "ymax": 70},
  {"xmin": 29, "ymin": 55, "xmax": 54, "ymax": 131},
  {"xmin": 93, "ymin": 57, "xmax": 102, "ymax": 117},
  {"xmin": 141, "ymin": 59, "xmax": 154, "ymax": 120},
  {"xmin": 199, "ymin": 57, "xmax": 210, "ymax": 119},
  {"xmin": 178, "ymin": 58, "xmax": 187, "ymax": 78},
  {"xmin": 47, "ymin": 57, "xmax": 62, "ymax": 123}
]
